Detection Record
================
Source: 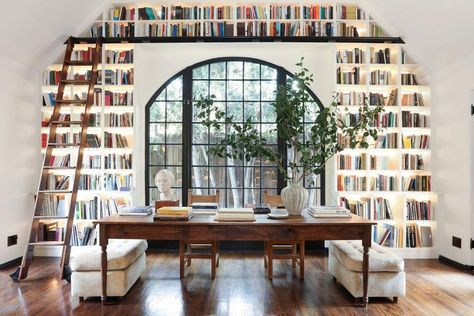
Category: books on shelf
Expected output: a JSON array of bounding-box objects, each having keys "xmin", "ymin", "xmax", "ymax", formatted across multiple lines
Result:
[
  {"xmin": 119, "ymin": 205, "xmax": 153, "ymax": 216},
  {"xmin": 307, "ymin": 206, "xmax": 351, "ymax": 218},
  {"xmin": 406, "ymin": 199, "xmax": 432, "ymax": 220},
  {"xmin": 155, "ymin": 206, "xmax": 193, "ymax": 220},
  {"xmin": 214, "ymin": 208, "xmax": 255, "ymax": 221}
]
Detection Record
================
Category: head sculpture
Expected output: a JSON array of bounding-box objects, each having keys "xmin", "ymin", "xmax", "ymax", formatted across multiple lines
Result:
[{"xmin": 154, "ymin": 169, "xmax": 176, "ymax": 200}]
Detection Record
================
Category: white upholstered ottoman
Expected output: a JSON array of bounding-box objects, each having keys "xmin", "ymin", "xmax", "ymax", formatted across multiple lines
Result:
[
  {"xmin": 70, "ymin": 239, "xmax": 148, "ymax": 299},
  {"xmin": 328, "ymin": 240, "xmax": 405, "ymax": 302}
]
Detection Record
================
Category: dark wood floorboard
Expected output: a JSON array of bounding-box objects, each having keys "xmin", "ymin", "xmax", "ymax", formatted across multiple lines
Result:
[{"xmin": 0, "ymin": 251, "xmax": 473, "ymax": 316}]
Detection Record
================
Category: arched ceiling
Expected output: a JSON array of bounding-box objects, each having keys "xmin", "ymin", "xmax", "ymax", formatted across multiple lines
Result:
[{"xmin": 0, "ymin": 0, "xmax": 473, "ymax": 74}]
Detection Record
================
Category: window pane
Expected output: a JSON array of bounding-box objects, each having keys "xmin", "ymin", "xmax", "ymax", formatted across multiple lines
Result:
[
  {"xmin": 305, "ymin": 102, "xmax": 318, "ymax": 122},
  {"xmin": 166, "ymin": 123, "xmax": 182, "ymax": 143},
  {"xmin": 244, "ymin": 62, "xmax": 260, "ymax": 79},
  {"xmin": 261, "ymin": 65, "xmax": 277, "ymax": 79},
  {"xmin": 244, "ymin": 167, "xmax": 259, "ymax": 187},
  {"xmin": 261, "ymin": 80, "xmax": 277, "ymax": 100},
  {"xmin": 261, "ymin": 167, "xmax": 278, "ymax": 188},
  {"xmin": 210, "ymin": 81, "xmax": 225, "ymax": 100},
  {"xmin": 192, "ymin": 166, "xmax": 209, "ymax": 187},
  {"xmin": 227, "ymin": 81, "xmax": 243, "ymax": 101},
  {"xmin": 244, "ymin": 81, "xmax": 260, "ymax": 101},
  {"xmin": 166, "ymin": 145, "xmax": 182, "ymax": 165},
  {"xmin": 227, "ymin": 61, "xmax": 243, "ymax": 79},
  {"xmin": 192, "ymin": 145, "xmax": 209, "ymax": 165},
  {"xmin": 244, "ymin": 102, "xmax": 260, "ymax": 122},
  {"xmin": 209, "ymin": 125, "xmax": 225, "ymax": 144},
  {"xmin": 193, "ymin": 65, "xmax": 208, "ymax": 79},
  {"xmin": 210, "ymin": 62, "xmax": 225, "ymax": 79},
  {"xmin": 150, "ymin": 123, "xmax": 165, "ymax": 143},
  {"xmin": 167, "ymin": 101, "xmax": 182, "ymax": 122},
  {"xmin": 227, "ymin": 102, "xmax": 243, "ymax": 122},
  {"xmin": 192, "ymin": 124, "xmax": 208, "ymax": 144},
  {"xmin": 209, "ymin": 167, "xmax": 226, "ymax": 187},
  {"xmin": 261, "ymin": 102, "xmax": 276, "ymax": 122},
  {"xmin": 193, "ymin": 80, "xmax": 209, "ymax": 99},
  {"xmin": 149, "ymin": 145, "xmax": 165, "ymax": 165},
  {"xmin": 150, "ymin": 102, "xmax": 166, "ymax": 122},
  {"xmin": 227, "ymin": 167, "xmax": 243, "ymax": 187},
  {"xmin": 167, "ymin": 77, "xmax": 183, "ymax": 100},
  {"xmin": 262, "ymin": 124, "xmax": 277, "ymax": 143}
]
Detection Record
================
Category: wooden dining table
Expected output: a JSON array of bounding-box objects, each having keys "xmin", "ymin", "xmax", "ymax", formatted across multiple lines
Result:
[{"xmin": 95, "ymin": 213, "xmax": 375, "ymax": 306}]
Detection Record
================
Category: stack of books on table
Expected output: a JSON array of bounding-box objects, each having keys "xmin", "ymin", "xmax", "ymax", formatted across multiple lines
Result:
[
  {"xmin": 307, "ymin": 206, "xmax": 351, "ymax": 218},
  {"xmin": 191, "ymin": 202, "xmax": 219, "ymax": 215},
  {"xmin": 119, "ymin": 206, "xmax": 153, "ymax": 216},
  {"xmin": 214, "ymin": 208, "xmax": 255, "ymax": 222},
  {"xmin": 251, "ymin": 203, "xmax": 272, "ymax": 214},
  {"xmin": 155, "ymin": 206, "xmax": 193, "ymax": 221}
]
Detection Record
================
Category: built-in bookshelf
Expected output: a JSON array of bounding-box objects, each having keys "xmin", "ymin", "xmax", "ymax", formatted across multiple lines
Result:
[
  {"xmin": 41, "ymin": 43, "xmax": 135, "ymax": 245},
  {"xmin": 335, "ymin": 43, "xmax": 435, "ymax": 258},
  {"xmin": 86, "ymin": 3, "xmax": 385, "ymax": 38}
]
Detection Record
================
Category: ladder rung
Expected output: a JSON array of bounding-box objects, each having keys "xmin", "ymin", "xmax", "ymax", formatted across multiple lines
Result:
[
  {"xmin": 29, "ymin": 241, "xmax": 65, "ymax": 246},
  {"xmin": 66, "ymin": 60, "xmax": 94, "ymax": 66},
  {"xmin": 60, "ymin": 79, "xmax": 91, "ymax": 85},
  {"xmin": 48, "ymin": 143, "xmax": 80, "ymax": 147},
  {"xmin": 50, "ymin": 121, "xmax": 83, "ymax": 125},
  {"xmin": 56, "ymin": 99, "xmax": 87, "ymax": 104},
  {"xmin": 33, "ymin": 215, "xmax": 69, "ymax": 220},
  {"xmin": 38, "ymin": 190, "xmax": 72, "ymax": 194},
  {"xmin": 43, "ymin": 166, "xmax": 76, "ymax": 170}
]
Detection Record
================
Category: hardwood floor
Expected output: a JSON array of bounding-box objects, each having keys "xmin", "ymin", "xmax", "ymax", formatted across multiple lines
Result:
[{"xmin": 0, "ymin": 251, "xmax": 473, "ymax": 315}]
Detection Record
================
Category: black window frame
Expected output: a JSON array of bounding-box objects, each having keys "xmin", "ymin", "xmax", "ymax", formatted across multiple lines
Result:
[{"xmin": 145, "ymin": 57, "xmax": 325, "ymax": 206}]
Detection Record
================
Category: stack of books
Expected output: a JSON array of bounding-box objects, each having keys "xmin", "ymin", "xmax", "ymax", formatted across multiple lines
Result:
[
  {"xmin": 191, "ymin": 202, "xmax": 219, "ymax": 214},
  {"xmin": 252, "ymin": 203, "xmax": 272, "ymax": 214},
  {"xmin": 155, "ymin": 206, "xmax": 193, "ymax": 221},
  {"xmin": 214, "ymin": 208, "xmax": 255, "ymax": 222},
  {"xmin": 307, "ymin": 206, "xmax": 351, "ymax": 218},
  {"xmin": 119, "ymin": 206, "xmax": 153, "ymax": 216}
]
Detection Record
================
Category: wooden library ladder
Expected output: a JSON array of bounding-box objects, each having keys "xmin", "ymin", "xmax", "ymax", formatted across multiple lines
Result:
[{"xmin": 10, "ymin": 36, "xmax": 102, "ymax": 282}]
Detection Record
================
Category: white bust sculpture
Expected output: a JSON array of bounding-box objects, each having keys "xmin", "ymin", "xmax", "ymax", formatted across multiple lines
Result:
[{"xmin": 154, "ymin": 169, "xmax": 176, "ymax": 201}]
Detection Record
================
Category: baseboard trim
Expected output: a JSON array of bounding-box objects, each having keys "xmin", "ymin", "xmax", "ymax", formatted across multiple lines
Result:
[
  {"xmin": 0, "ymin": 256, "xmax": 22, "ymax": 269},
  {"xmin": 438, "ymin": 255, "xmax": 474, "ymax": 273}
]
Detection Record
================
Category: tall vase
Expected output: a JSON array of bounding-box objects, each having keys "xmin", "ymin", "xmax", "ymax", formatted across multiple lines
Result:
[{"xmin": 281, "ymin": 181, "xmax": 309, "ymax": 215}]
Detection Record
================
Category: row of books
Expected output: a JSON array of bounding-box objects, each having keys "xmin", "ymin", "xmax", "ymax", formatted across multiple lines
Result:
[
  {"xmin": 40, "ymin": 195, "xmax": 67, "ymax": 217},
  {"xmin": 105, "ymin": 49, "xmax": 134, "ymax": 64},
  {"xmin": 401, "ymin": 111, "xmax": 429, "ymax": 128},
  {"xmin": 336, "ymin": 48, "xmax": 364, "ymax": 64},
  {"xmin": 406, "ymin": 223, "xmax": 432, "ymax": 247},
  {"xmin": 376, "ymin": 223, "xmax": 403, "ymax": 248},
  {"xmin": 341, "ymin": 112, "xmax": 398, "ymax": 128},
  {"xmin": 402, "ymin": 134, "xmax": 429, "ymax": 149},
  {"xmin": 371, "ymin": 89, "xmax": 398, "ymax": 106},
  {"xmin": 402, "ymin": 154, "xmax": 425, "ymax": 170},
  {"xmin": 109, "ymin": 4, "xmax": 365, "ymax": 21},
  {"xmin": 401, "ymin": 93, "xmax": 424, "ymax": 106},
  {"xmin": 337, "ymin": 89, "xmax": 420, "ymax": 107},
  {"xmin": 337, "ymin": 153, "xmax": 366, "ymax": 170},
  {"xmin": 104, "ymin": 113, "xmax": 133, "ymax": 127},
  {"xmin": 401, "ymin": 73, "xmax": 418, "ymax": 85},
  {"xmin": 48, "ymin": 154, "xmax": 72, "ymax": 167},
  {"xmin": 94, "ymin": 89, "xmax": 133, "ymax": 106},
  {"xmin": 104, "ymin": 132, "xmax": 130, "ymax": 148},
  {"xmin": 104, "ymin": 174, "xmax": 133, "ymax": 191},
  {"xmin": 97, "ymin": 69, "xmax": 134, "ymax": 85},
  {"xmin": 402, "ymin": 176, "xmax": 431, "ymax": 191},
  {"xmin": 82, "ymin": 155, "xmax": 101, "ymax": 169},
  {"xmin": 45, "ymin": 175, "xmax": 70, "ymax": 191},
  {"xmin": 406, "ymin": 199, "xmax": 432, "ymax": 220},
  {"xmin": 340, "ymin": 196, "xmax": 393, "ymax": 220},
  {"xmin": 368, "ymin": 175, "xmax": 397, "ymax": 191},
  {"xmin": 336, "ymin": 66, "xmax": 361, "ymax": 84},
  {"xmin": 374, "ymin": 133, "xmax": 399, "ymax": 149},
  {"xmin": 104, "ymin": 153, "xmax": 132, "ymax": 169},
  {"xmin": 36, "ymin": 222, "xmax": 65, "ymax": 242},
  {"xmin": 75, "ymin": 197, "xmax": 124, "ymax": 220},
  {"xmin": 370, "ymin": 48, "xmax": 391, "ymax": 64},
  {"xmin": 370, "ymin": 70, "xmax": 392, "ymax": 85},
  {"xmin": 71, "ymin": 224, "xmax": 97, "ymax": 246},
  {"xmin": 78, "ymin": 175, "xmax": 101, "ymax": 190}
]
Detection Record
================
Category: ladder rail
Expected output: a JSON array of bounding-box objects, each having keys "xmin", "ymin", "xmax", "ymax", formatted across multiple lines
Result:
[
  {"xmin": 60, "ymin": 37, "xmax": 102, "ymax": 277},
  {"xmin": 13, "ymin": 36, "xmax": 102, "ymax": 282}
]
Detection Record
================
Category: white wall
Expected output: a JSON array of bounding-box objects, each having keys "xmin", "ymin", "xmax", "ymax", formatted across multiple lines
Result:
[
  {"xmin": 431, "ymin": 53, "xmax": 474, "ymax": 266},
  {"xmin": 133, "ymin": 42, "xmax": 335, "ymax": 205},
  {"xmin": 0, "ymin": 57, "xmax": 41, "ymax": 264}
]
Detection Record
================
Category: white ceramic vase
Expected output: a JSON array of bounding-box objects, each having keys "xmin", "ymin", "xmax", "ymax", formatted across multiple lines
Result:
[{"xmin": 281, "ymin": 181, "xmax": 309, "ymax": 215}]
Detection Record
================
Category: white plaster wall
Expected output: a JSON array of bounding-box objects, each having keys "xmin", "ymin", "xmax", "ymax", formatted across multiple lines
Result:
[
  {"xmin": 133, "ymin": 42, "xmax": 335, "ymax": 205},
  {"xmin": 431, "ymin": 53, "xmax": 474, "ymax": 266},
  {"xmin": 0, "ymin": 58, "xmax": 41, "ymax": 264}
]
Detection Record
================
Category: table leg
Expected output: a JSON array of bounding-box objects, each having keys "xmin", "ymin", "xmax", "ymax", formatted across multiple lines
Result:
[
  {"xmin": 179, "ymin": 240, "xmax": 185, "ymax": 278},
  {"xmin": 101, "ymin": 244, "xmax": 107, "ymax": 305},
  {"xmin": 362, "ymin": 241, "xmax": 370, "ymax": 307}
]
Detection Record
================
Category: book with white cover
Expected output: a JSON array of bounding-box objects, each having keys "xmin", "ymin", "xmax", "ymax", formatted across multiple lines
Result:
[
  {"xmin": 308, "ymin": 206, "xmax": 350, "ymax": 214},
  {"xmin": 218, "ymin": 207, "xmax": 254, "ymax": 214},
  {"xmin": 214, "ymin": 213, "xmax": 255, "ymax": 221},
  {"xmin": 119, "ymin": 206, "xmax": 153, "ymax": 216}
]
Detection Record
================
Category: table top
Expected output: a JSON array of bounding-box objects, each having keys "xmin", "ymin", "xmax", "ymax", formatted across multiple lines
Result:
[{"xmin": 95, "ymin": 212, "xmax": 375, "ymax": 227}]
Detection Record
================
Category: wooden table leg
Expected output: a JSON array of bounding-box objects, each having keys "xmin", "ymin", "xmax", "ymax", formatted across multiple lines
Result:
[
  {"xmin": 179, "ymin": 240, "xmax": 185, "ymax": 278},
  {"xmin": 362, "ymin": 239, "xmax": 370, "ymax": 307},
  {"xmin": 100, "ymin": 244, "xmax": 107, "ymax": 305}
]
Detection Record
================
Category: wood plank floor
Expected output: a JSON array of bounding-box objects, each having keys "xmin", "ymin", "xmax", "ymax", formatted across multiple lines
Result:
[{"xmin": 0, "ymin": 251, "xmax": 473, "ymax": 315}]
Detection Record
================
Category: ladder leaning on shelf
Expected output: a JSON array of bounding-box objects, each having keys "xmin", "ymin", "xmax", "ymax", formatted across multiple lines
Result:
[{"xmin": 10, "ymin": 36, "xmax": 103, "ymax": 283}]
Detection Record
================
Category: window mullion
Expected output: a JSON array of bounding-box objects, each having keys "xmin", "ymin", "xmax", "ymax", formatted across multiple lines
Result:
[{"xmin": 182, "ymin": 68, "xmax": 193, "ymax": 206}]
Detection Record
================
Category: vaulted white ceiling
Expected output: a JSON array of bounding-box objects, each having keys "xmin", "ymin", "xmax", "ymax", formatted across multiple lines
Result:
[{"xmin": 0, "ymin": 0, "xmax": 473, "ymax": 74}]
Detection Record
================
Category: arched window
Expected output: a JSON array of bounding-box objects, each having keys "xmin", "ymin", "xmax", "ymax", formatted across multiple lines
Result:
[{"xmin": 146, "ymin": 58, "xmax": 324, "ymax": 207}]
